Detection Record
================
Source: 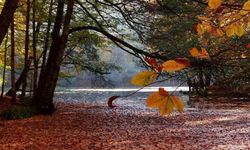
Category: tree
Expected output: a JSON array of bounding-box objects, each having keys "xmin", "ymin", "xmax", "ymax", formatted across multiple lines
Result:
[
  {"xmin": 41, "ymin": 0, "xmax": 53, "ymax": 74},
  {"xmin": 0, "ymin": 0, "xmax": 19, "ymax": 45},
  {"xmin": 125, "ymin": 0, "xmax": 250, "ymax": 115},
  {"xmin": 142, "ymin": 0, "xmax": 250, "ymax": 95},
  {"xmin": 31, "ymin": 0, "xmax": 244, "ymax": 113},
  {"xmin": 33, "ymin": 0, "xmax": 75, "ymax": 113},
  {"xmin": 1, "ymin": 31, "xmax": 8, "ymax": 98},
  {"xmin": 21, "ymin": 0, "xmax": 31, "ymax": 98},
  {"xmin": 32, "ymin": 0, "xmax": 163, "ymax": 113},
  {"xmin": 10, "ymin": 18, "xmax": 16, "ymax": 103}
]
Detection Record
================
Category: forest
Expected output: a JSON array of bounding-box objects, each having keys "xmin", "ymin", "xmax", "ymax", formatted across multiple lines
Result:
[{"xmin": 0, "ymin": 0, "xmax": 250, "ymax": 149}]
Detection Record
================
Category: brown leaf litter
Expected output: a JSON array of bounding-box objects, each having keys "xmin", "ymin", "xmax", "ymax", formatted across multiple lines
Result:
[{"xmin": 0, "ymin": 99, "xmax": 250, "ymax": 149}]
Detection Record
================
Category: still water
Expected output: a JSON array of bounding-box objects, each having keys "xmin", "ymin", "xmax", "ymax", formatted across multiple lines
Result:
[{"xmin": 55, "ymin": 87, "xmax": 189, "ymax": 108}]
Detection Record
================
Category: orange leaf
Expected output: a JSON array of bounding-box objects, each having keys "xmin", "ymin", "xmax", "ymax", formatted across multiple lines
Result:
[
  {"xmin": 208, "ymin": 0, "xmax": 222, "ymax": 9},
  {"xmin": 200, "ymin": 48, "xmax": 210, "ymax": 59},
  {"xmin": 162, "ymin": 59, "xmax": 189, "ymax": 72},
  {"xmin": 190, "ymin": 47, "xmax": 210, "ymax": 59},
  {"xmin": 189, "ymin": 47, "xmax": 200, "ymax": 57},
  {"xmin": 234, "ymin": 23, "xmax": 244, "ymax": 37},
  {"xmin": 145, "ymin": 57, "xmax": 162, "ymax": 72},
  {"xmin": 131, "ymin": 71, "xmax": 157, "ymax": 86},
  {"xmin": 216, "ymin": 28, "xmax": 224, "ymax": 37},
  {"xmin": 175, "ymin": 58, "xmax": 190, "ymax": 67},
  {"xmin": 226, "ymin": 25, "xmax": 235, "ymax": 37},
  {"xmin": 146, "ymin": 88, "xmax": 184, "ymax": 115},
  {"xmin": 240, "ymin": 1, "xmax": 250, "ymax": 15},
  {"xmin": 171, "ymin": 96, "xmax": 184, "ymax": 112},
  {"xmin": 156, "ymin": 66, "xmax": 163, "ymax": 72},
  {"xmin": 159, "ymin": 88, "xmax": 169, "ymax": 96},
  {"xmin": 145, "ymin": 57, "xmax": 157, "ymax": 67},
  {"xmin": 146, "ymin": 92, "xmax": 166, "ymax": 109},
  {"xmin": 196, "ymin": 24, "xmax": 204, "ymax": 35},
  {"xmin": 159, "ymin": 97, "xmax": 174, "ymax": 115}
]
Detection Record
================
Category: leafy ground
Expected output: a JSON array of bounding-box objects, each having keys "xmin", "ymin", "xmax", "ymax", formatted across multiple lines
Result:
[{"xmin": 0, "ymin": 99, "xmax": 250, "ymax": 149}]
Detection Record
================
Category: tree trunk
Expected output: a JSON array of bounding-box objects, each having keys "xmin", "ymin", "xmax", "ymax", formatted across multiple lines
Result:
[
  {"xmin": 5, "ymin": 60, "xmax": 31, "ymax": 96},
  {"xmin": 10, "ymin": 20, "xmax": 16, "ymax": 103},
  {"xmin": 32, "ymin": 0, "xmax": 41, "ymax": 94},
  {"xmin": 0, "ymin": 0, "xmax": 19, "ymax": 45},
  {"xmin": 33, "ymin": 0, "xmax": 74, "ymax": 114},
  {"xmin": 32, "ymin": 23, "xmax": 41, "ymax": 94},
  {"xmin": 1, "ymin": 32, "xmax": 9, "ymax": 98},
  {"xmin": 41, "ymin": 0, "xmax": 53, "ymax": 74},
  {"xmin": 21, "ymin": 0, "xmax": 31, "ymax": 98}
]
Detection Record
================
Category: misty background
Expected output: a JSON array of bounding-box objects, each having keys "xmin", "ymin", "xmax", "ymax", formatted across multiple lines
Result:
[
  {"xmin": 57, "ymin": 45, "xmax": 183, "ymax": 88},
  {"xmin": 58, "ymin": 45, "xmax": 143, "ymax": 88}
]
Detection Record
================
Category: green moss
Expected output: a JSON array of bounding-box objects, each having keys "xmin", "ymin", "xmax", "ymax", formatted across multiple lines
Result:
[{"xmin": 0, "ymin": 105, "xmax": 35, "ymax": 120}]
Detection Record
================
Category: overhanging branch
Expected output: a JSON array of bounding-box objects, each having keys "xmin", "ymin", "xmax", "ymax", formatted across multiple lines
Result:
[{"xmin": 69, "ymin": 26, "xmax": 168, "ymax": 60}]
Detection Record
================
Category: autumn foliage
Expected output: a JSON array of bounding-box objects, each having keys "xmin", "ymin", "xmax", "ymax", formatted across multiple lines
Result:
[
  {"xmin": 146, "ymin": 88, "xmax": 184, "ymax": 115},
  {"xmin": 197, "ymin": 0, "xmax": 250, "ymax": 38},
  {"xmin": 122, "ymin": 0, "xmax": 250, "ymax": 115},
  {"xmin": 129, "ymin": 50, "xmax": 199, "ymax": 115}
]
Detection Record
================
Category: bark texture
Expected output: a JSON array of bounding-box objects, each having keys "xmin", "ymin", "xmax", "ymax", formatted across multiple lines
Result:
[
  {"xmin": 10, "ymin": 20, "xmax": 16, "ymax": 102},
  {"xmin": 33, "ymin": 0, "xmax": 74, "ymax": 114},
  {"xmin": 0, "ymin": 0, "xmax": 19, "ymax": 45}
]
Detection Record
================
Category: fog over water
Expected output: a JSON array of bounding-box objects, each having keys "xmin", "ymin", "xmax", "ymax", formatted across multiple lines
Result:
[
  {"xmin": 55, "ymin": 47, "xmax": 188, "ymax": 105},
  {"xmin": 58, "ymin": 46, "xmax": 183, "ymax": 88}
]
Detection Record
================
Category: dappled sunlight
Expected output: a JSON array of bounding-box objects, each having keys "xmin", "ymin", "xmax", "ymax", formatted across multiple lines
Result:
[{"xmin": 184, "ymin": 115, "xmax": 241, "ymax": 126}]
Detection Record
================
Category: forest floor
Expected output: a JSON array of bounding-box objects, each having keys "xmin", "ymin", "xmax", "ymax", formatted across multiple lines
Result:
[{"xmin": 0, "ymin": 98, "xmax": 250, "ymax": 149}]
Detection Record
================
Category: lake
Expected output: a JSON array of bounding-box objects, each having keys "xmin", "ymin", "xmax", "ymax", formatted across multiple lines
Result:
[{"xmin": 54, "ymin": 87, "xmax": 189, "ymax": 108}]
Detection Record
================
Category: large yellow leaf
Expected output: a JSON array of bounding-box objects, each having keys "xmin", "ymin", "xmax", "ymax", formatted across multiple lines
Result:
[
  {"xmin": 147, "ymin": 92, "xmax": 166, "ymax": 108},
  {"xmin": 146, "ymin": 88, "xmax": 185, "ymax": 115},
  {"xmin": 226, "ymin": 25, "xmax": 235, "ymax": 37},
  {"xmin": 171, "ymin": 96, "xmax": 184, "ymax": 113},
  {"xmin": 208, "ymin": 0, "xmax": 222, "ymax": 9},
  {"xmin": 159, "ymin": 97, "xmax": 174, "ymax": 115},
  {"xmin": 131, "ymin": 71, "xmax": 157, "ymax": 86},
  {"xmin": 235, "ymin": 23, "xmax": 244, "ymax": 37},
  {"xmin": 162, "ymin": 60, "xmax": 189, "ymax": 72},
  {"xmin": 240, "ymin": 1, "xmax": 250, "ymax": 15},
  {"xmin": 226, "ymin": 24, "xmax": 244, "ymax": 37}
]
